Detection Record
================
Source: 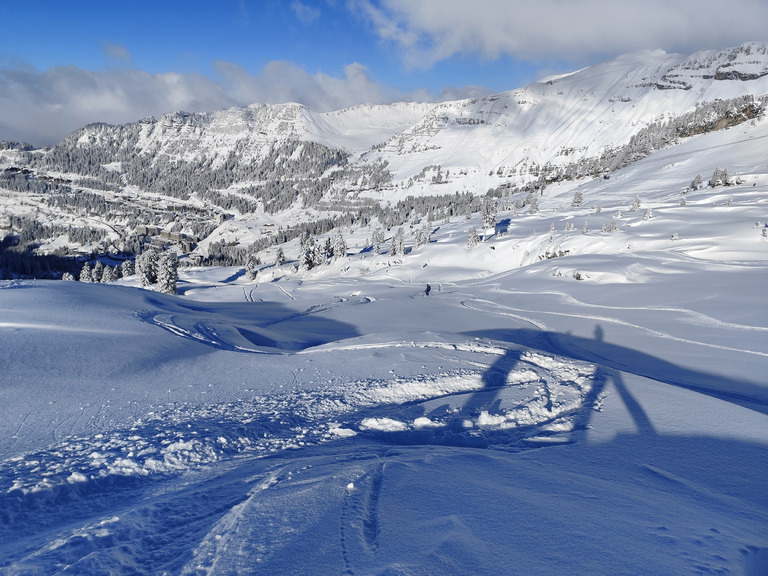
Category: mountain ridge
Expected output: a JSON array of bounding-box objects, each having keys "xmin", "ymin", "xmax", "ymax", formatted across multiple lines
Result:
[
  {"xmin": 1, "ymin": 42, "xmax": 767, "ymax": 277},
  {"xmin": 31, "ymin": 42, "xmax": 768, "ymax": 191}
]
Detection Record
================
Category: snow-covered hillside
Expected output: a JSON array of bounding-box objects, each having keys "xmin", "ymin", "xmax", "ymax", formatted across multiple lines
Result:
[
  {"xmin": 2, "ymin": 43, "xmax": 768, "ymax": 284},
  {"xmin": 2, "ymin": 83, "xmax": 768, "ymax": 574},
  {"xmin": 361, "ymin": 42, "xmax": 768, "ymax": 197}
]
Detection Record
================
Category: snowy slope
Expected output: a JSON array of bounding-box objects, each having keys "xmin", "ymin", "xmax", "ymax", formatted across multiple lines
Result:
[
  {"xmin": 362, "ymin": 43, "xmax": 768, "ymax": 196},
  {"xmin": 2, "ymin": 102, "xmax": 768, "ymax": 574}
]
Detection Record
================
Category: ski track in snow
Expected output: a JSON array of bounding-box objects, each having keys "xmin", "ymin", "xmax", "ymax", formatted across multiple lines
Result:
[{"xmin": 460, "ymin": 296, "xmax": 768, "ymax": 359}]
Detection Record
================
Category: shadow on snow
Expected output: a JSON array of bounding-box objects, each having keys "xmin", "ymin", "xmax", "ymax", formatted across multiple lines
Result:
[
  {"xmin": 139, "ymin": 293, "xmax": 362, "ymax": 353},
  {"xmin": 467, "ymin": 326, "xmax": 768, "ymax": 418}
]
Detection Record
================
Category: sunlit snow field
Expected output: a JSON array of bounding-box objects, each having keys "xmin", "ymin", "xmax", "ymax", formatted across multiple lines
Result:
[{"xmin": 2, "ymin": 121, "xmax": 768, "ymax": 574}]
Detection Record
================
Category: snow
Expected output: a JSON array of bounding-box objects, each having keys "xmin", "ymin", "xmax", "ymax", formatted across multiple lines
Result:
[
  {"xmin": 2, "ymin": 46, "xmax": 768, "ymax": 575},
  {"xmin": 3, "ymin": 127, "xmax": 768, "ymax": 573}
]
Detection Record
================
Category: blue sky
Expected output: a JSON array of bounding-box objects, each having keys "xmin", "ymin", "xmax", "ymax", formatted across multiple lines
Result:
[{"xmin": 1, "ymin": 0, "xmax": 766, "ymax": 146}]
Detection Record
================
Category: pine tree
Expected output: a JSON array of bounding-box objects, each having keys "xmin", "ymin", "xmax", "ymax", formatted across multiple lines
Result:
[
  {"xmin": 372, "ymin": 228, "xmax": 385, "ymax": 255},
  {"xmin": 79, "ymin": 262, "xmax": 92, "ymax": 282},
  {"xmin": 466, "ymin": 226, "xmax": 480, "ymax": 249},
  {"xmin": 390, "ymin": 227, "xmax": 406, "ymax": 256},
  {"xmin": 691, "ymin": 174, "xmax": 703, "ymax": 190},
  {"xmin": 245, "ymin": 256, "xmax": 260, "ymax": 280},
  {"xmin": 323, "ymin": 237, "xmax": 334, "ymax": 261},
  {"xmin": 527, "ymin": 195, "xmax": 539, "ymax": 215},
  {"xmin": 571, "ymin": 191, "xmax": 584, "ymax": 207},
  {"xmin": 301, "ymin": 235, "xmax": 323, "ymax": 270},
  {"xmin": 91, "ymin": 261, "xmax": 104, "ymax": 283},
  {"xmin": 101, "ymin": 265, "xmax": 117, "ymax": 283},
  {"xmin": 482, "ymin": 196, "xmax": 497, "ymax": 236},
  {"xmin": 275, "ymin": 247, "xmax": 286, "ymax": 266},
  {"xmin": 711, "ymin": 167, "xmax": 729, "ymax": 187},
  {"xmin": 121, "ymin": 259, "xmax": 135, "ymax": 277},
  {"xmin": 137, "ymin": 249, "xmax": 158, "ymax": 286},
  {"xmin": 418, "ymin": 223, "xmax": 432, "ymax": 247},
  {"xmin": 331, "ymin": 230, "xmax": 347, "ymax": 260},
  {"xmin": 157, "ymin": 252, "xmax": 179, "ymax": 294}
]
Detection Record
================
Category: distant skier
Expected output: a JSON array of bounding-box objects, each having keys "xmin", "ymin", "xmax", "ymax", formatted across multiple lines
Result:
[{"xmin": 425, "ymin": 284, "xmax": 431, "ymax": 296}]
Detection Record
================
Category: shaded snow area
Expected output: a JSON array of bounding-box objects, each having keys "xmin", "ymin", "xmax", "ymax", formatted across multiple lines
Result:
[
  {"xmin": 2, "ymin": 261, "xmax": 767, "ymax": 575},
  {"xmin": 2, "ymin": 123, "xmax": 768, "ymax": 574}
]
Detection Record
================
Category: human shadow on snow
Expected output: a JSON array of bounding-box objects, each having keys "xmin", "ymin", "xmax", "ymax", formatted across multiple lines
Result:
[
  {"xmin": 464, "ymin": 326, "xmax": 768, "ymax": 418},
  {"xmin": 359, "ymin": 323, "xmax": 766, "ymax": 450},
  {"xmin": 2, "ymin": 323, "xmax": 767, "ymax": 574}
]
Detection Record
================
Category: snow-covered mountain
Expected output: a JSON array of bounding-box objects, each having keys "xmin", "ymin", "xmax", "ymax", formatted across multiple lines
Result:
[
  {"xmin": 86, "ymin": 100, "xmax": 436, "ymax": 168},
  {"xmin": 48, "ymin": 42, "xmax": 768, "ymax": 177},
  {"xmin": 2, "ymin": 108, "xmax": 768, "ymax": 575},
  {"xmin": 1, "ymin": 42, "xmax": 768, "ymax": 274},
  {"xmin": 2, "ymin": 43, "xmax": 768, "ymax": 574}
]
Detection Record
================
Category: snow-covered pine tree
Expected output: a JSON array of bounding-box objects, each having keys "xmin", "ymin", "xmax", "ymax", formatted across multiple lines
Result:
[
  {"xmin": 571, "ymin": 191, "xmax": 584, "ymax": 207},
  {"xmin": 466, "ymin": 226, "xmax": 480, "ymax": 249},
  {"xmin": 79, "ymin": 262, "xmax": 92, "ymax": 282},
  {"xmin": 91, "ymin": 261, "xmax": 104, "ymax": 283},
  {"xmin": 528, "ymin": 195, "xmax": 539, "ymax": 215},
  {"xmin": 157, "ymin": 252, "xmax": 179, "ymax": 294},
  {"xmin": 691, "ymin": 174, "xmax": 704, "ymax": 190},
  {"xmin": 711, "ymin": 167, "xmax": 729, "ymax": 187},
  {"xmin": 389, "ymin": 227, "xmax": 406, "ymax": 256},
  {"xmin": 137, "ymin": 249, "xmax": 158, "ymax": 287},
  {"xmin": 101, "ymin": 265, "xmax": 117, "ymax": 283},
  {"xmin": 121, "ymin": 259, "xmax": 135, "ymax": 278},
  {"xmin": 275, "ymin": 247, "xmax": 286, "ymax": 266},
  {"xmin": 300, "ymin": 235, "xmax": 323, "ymax": 270},
  {"xmin": 482, "ymin": 196, "xmax": 497, "ymax": 237},
  {"xmin": 323, "ymin": 237, "xmax": 334, "ymax": 261},
  {"xmin": 372, "ymin": 227, "xmax": 385, "ymax": 255},
  {"xmin": 245, "ymin": 256, "xmax": 260, "ymax": 280},
  {"xmin": 331, "ymin": 230, "xmax": 347, "ymax": 260}
]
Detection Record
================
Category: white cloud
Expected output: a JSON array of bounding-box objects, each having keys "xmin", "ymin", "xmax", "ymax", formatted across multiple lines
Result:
[
  {"xmin": 213, "ymin": 59, "xmax": 441, "ymax": 111},
  {"xmin": 357, "ymin": 0, "xmax": 768, "ymax": 68},
  {"xmin": 0, "ymin": 60, "xmax": 479, "ymax": 147},
  {"xmin": 103, "ymin": 42, "xmax": 131, "ymax": 62},
  {"xmin": 291, "ymin": 1, "xmax": 321, "ymax": 25},
  {"xmin": 0, "ymin": 66, "xmax": 235, "ymax": 146}
]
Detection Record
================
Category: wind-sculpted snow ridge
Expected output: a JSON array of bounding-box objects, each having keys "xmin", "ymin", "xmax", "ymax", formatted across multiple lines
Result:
[{"xmin": 0, "ymin": 342, "xmax": 598, "ymax": 499}]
